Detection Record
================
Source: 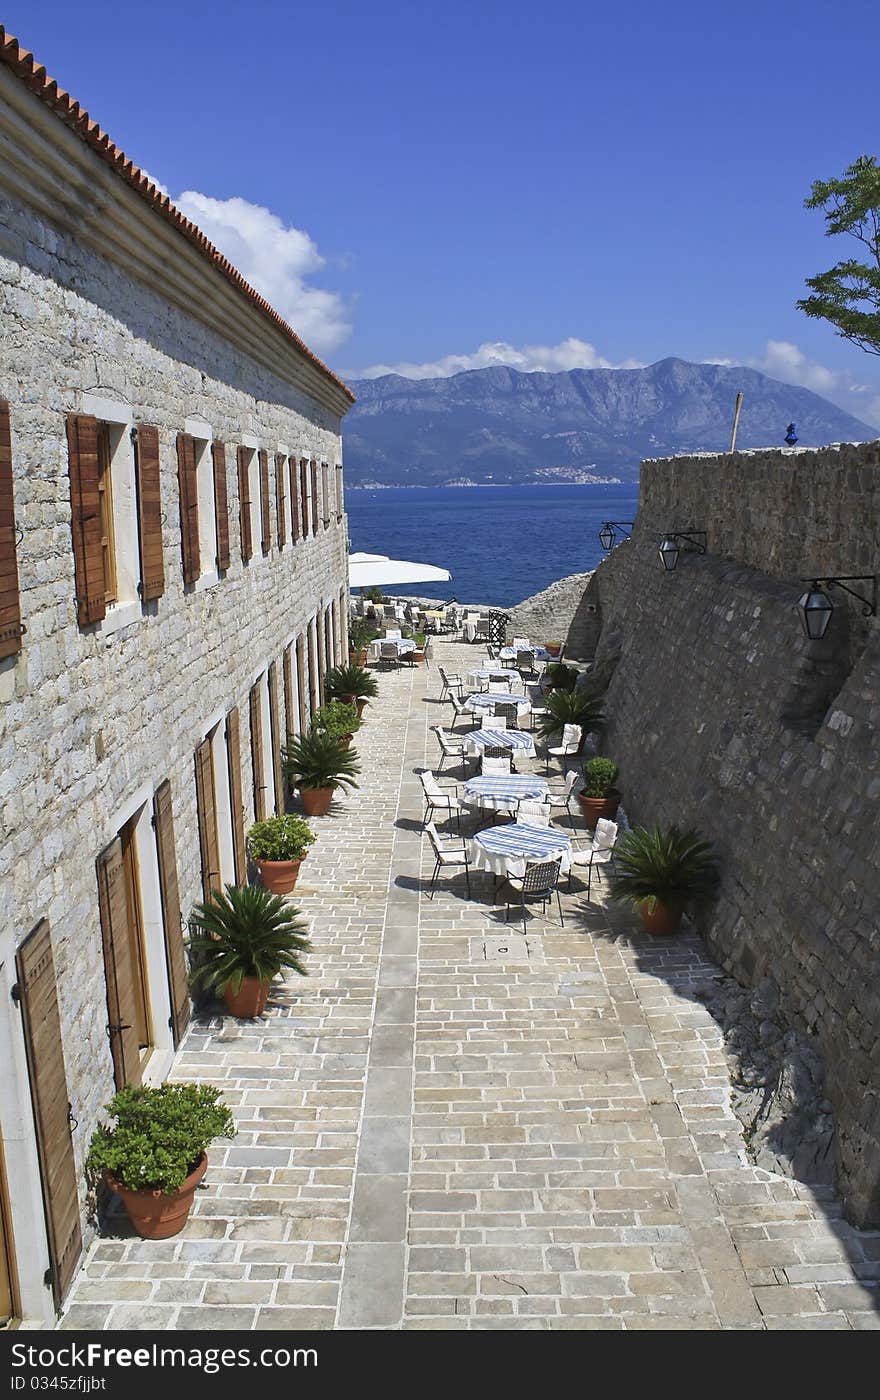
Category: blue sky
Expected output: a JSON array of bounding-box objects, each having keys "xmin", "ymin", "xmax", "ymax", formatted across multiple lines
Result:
[{"xmin": 7, "ymin": 0, "xmax": 880, "ymax": 421}]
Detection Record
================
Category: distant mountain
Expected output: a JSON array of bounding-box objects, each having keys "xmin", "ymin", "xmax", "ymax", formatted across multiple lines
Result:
[{"xmin": 344, "ymin": 358, "xmax": 876, "ymax": 486}]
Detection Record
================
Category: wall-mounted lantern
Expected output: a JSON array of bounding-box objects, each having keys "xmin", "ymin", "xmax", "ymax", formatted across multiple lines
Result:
[
  {"xmin": 658, "ymin": 530, "xmax": 707, "ymax": 572},
  {"xmin": 797, "ymin": 575, "xmax": 877, "ymax": 640},
  {"xmin": 598, "ymin": 521, "xmax": 634, "ymax": 552}
]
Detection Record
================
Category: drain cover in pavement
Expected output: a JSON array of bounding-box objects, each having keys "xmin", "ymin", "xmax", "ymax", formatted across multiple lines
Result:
[{"xmin": 481, "ymin": 934, "xmax": 531, "ymax": 961}]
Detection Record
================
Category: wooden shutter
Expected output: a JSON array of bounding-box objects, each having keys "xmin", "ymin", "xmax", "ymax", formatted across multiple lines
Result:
[
  {"xmin": 310, "ymin": 462, "xmax": 319, "ymax": 536},
  {"xmin": 176, "ymin": 433, "xmax": 200, "ymax": 585},
  {"xmin": 194, "ymin": 739, "xmax": 222, "ymax": 898},
  {"xmin": 249, "ymin": 683, "xmax": 267, "ymax": 821},
  {"xmin": 339, "ymin": 586, "xmax": 348, "ymax": 658},
  {"xmin": 268, "ymin": 661, "xmax": 284, "ymax": 816},
  {"xmin": 299, "ymin": 459, "xmax": 309, "ymax": 537},
  {"xmin": 237, "ymin": 447, "xmax": 252, "ymax": 562},
  {"xmin": 96, "ymin": 840, "xmax": 141, "ymax": 1089},
  {"xmin": 275, "ymin": 454, "xmax": 287, "ymax": 548},
  {"xmin": 336, "ymin": 463, "xmax": 344, "ymax": 522},
  {"xmin": 152, "ymin": 781, "xmax": 189, "ymax": 1047},
  {"xmin": 225, "ymin": 708, "xmax": 246, "ymax": 882},
  {"xmin": 15, "ymin": 920, "xmax": 82, "ymax": 1308},
  {"xmin": 283, "ymin": 644, "xmax": 296, "ymax": 739},
  {"xmin": 289, "ymin": 457, "xmax": 300, "ymax": 541},
  {"xmin": 296, "ymin": 633, "xmax": 308, "ymax": 731},
  {"xmin": 212, "ymin": 441, "xmax": 230, "ymax": 572},
  {"xmin": 259, "ymin": 450, "xmax": 271, "ymax": 555},
  {"xmin": 321, "ymin": 463, "xmax": 330, "ymax": 527},
  {"xmin": 0, "ymin": 400, "xmax": 23, "ymax": 659},
  {"xmin": 133, "ymin": 423, "xmax": 164, "ymax": 603},
  {"xmin": 66, "ymin": 414, "xmax": 106, "ymax": 626}
]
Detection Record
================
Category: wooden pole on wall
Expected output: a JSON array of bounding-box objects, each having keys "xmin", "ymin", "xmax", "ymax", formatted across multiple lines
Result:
[{"xmin": 729, "ymin": 391, "xmax": 744, "ymax": 452}]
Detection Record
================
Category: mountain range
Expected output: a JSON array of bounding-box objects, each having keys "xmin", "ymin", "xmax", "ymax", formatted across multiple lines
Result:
[{"xmin": 344, "ymin": 358, "xmax": 876, "ymax": 486}]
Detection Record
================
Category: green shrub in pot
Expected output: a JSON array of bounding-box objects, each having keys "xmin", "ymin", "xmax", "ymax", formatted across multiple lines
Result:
[
  {"xmin": 545, "ymin": 662, "xmax": 577, "ymax": 691},
  {"xmin": 607, "ymin": 825, "xmax": 720, "ymax": 935},
  {"xmin": 312, "ymin": 699, "xmax": 361, "ymax": 742},
  {"xmin": 248, "ymin": 814, "xmax": 316, "ymax": 893},
  {"xmin": 578, "ymin": 756, "xmax": 620, "ymax": 830}
]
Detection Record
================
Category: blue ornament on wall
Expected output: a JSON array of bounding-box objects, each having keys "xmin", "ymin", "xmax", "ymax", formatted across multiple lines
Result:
[{"xmin": 784, "ymin": 422, "xmax": 798, "ymax": 446}]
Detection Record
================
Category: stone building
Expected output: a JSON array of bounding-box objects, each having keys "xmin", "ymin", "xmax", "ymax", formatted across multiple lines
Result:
[{"xmin": 0, "ymin": 31, "xmax": 353, "ymax": 1325}]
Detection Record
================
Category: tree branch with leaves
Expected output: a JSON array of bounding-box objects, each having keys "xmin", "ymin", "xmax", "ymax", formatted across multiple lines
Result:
[{"xmin": 797, "ymin": 154, "xmax": 880, "ymax": 356}]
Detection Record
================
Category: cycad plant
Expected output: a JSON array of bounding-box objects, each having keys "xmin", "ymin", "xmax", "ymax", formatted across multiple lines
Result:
[
  {"xmin": 607, "ymin": 825, "xmax": 720, "ymax": 915},
  {"xmin": 325, "ymin": 663, "xmax": 379, "ymax": 703},
  {"xmin": 535, "ymin": 690, "xmax": 605, "ymax": 741},
  {"xmin": 282, "ymin": 728, "xmax": 361, "ymax": 792},
  {"xmin": 188, "ymin": 883, "xmax": 312, "ymax": 996}
]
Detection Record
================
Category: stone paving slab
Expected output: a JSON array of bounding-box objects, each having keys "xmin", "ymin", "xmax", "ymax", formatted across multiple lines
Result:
[{"xmin": 60, "ymin": 641, "xmax": 880, "ymax": 1330}]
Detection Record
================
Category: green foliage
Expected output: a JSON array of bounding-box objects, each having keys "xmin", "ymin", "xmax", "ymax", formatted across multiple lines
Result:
[
  {"xmin": 535, "ymin": 689, "xmax": 605, "ymax": 740},
  {"xmin": 545, "ymin": 662, "xmax": 577, "ymax": 691},
  {"xmin": 312, "ymin": 700, "xmax": 361, "ymax": 740},
  {"xmin": 361, "ymin": 586, "xmax": 385, "ymax": 603},
  {"xmin": 348, "ymin": 618, "xmax": 378, "ymax": 652},
  {"xmin": 282, "ymin": 728, "xmax": 361, "ymax": 792},
  {"xmin": 607, "ymin": 825, "xmax": 720, "ymax": 914},
  {"xmin": 188, "ymin": 882, "xmax": 312, "ymax": 994},
  {"xmin": 247, "ymin": 814, "xmax": 316, "ymax": 862},
  {"xmin": 797, "ymin": 155, "xmax": 880, "ymax": 356},
  {"xmin": 86, "ymin": 1083, "xmax": 235, "ymax": 1195},
  {"xmin": 412, "ymin": 632, "xmax": 427, "ymax": 649},
  {"xmin": 325, "ymin": 663, "xmax": 379, "ymax": 702},
  {"xmin": 581, "ymin": 756, "xmax": 619, "ymax": 798}
]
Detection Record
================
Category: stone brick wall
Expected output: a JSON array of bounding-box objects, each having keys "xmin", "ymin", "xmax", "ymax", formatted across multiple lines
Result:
[
  {"xmin": 0, "ymin": 187, "xmax": 348, "ymax": 1264},
  {"xmin": 505, "ymin": 570, "xmax": 598, "ymax": 658},
  {"xmin": 582, "ymin": 442, "xmax": 880, "ymax": 1226}
]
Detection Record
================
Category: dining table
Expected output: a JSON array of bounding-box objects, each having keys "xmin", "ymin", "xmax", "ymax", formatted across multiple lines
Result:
[
  {"xmin": 466, "ymin": 666, "xmax": 523, "ymax": 690},
  {"xmin": 463, "ymin": 727, "xmax": 537, "ymax": 759},
  {"xmin": 470, "ymin": 821, "xmax": 572, "ymax": 878},
  {"xmin": 464, "ymin": 691, "xmax": 532, "ymax": 721},
  {"xmin": 367, "ymin": 636, "xmax": 416, "ymax": 661},
  {"xmin": 499, "ymin": 645, "xmax": 552, "ymax": 662},
  {"xmin": 461, "ymin": 773, "xmax": 549, "ymax": 813}
]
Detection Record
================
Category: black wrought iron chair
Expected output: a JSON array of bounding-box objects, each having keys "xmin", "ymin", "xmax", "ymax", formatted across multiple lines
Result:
[{"xmin": 504, "ymin": 857, "xmax": 564, "ymax": 933}]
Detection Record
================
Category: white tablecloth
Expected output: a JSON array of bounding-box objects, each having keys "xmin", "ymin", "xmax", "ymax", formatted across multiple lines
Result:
[
  {"xmin": 367, "ymin": 637, "xmax": 416, "ymax": 661},
  {"xmin": 499, "ymin": 645, "xmax": 551, "ymax": 662},
  {"xmin": 461, "ymin": 774, "xmax": 548, "ymax": 813},
  {"xmin": 465, "ymin": 692, "xmax": 532, "ymax": 720},
  {"xmin": 470, "ymin": 821, "xmax": 572, "ymax": 878},
  {"xmin": 466, "ymin": 667, "xmax": 523, "ymax": 690},
  {"xmin": 463, "ymin": 728, "xmax": 536, "ymax": 758}
]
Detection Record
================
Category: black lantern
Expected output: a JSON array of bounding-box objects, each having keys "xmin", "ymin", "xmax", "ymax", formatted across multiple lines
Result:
[
  {"xmin": 598, "ymin": 522, "xmax": 615, "ymax": 552},
  {"xmin": 657, "ymin": 529, "xmax": 707, "ymax": 571},
  {"xmin": 597, "ymin": 520, "xmax": 634, "ymax": 552},
  {"xmin": 659, "ymin": 535, "xmax": 680, "ymax": 571},
  {"xmin": 797, "ymin": 583, "xmax": 834, "ymax": 640}
]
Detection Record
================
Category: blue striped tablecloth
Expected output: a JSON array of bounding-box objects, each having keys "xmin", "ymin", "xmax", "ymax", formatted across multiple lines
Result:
[
  {"xmin": 464, "ymin": 728, "xmax": 536, "ymax": 757},
  {"xmin": 499, "ymin": 645, "xmax": 551, "ymax": 662},
  {"xmin": 465, "ymin": 692, "xmax": 532, "ymax": 716},
  {"xmin": 462, "ymin": 774, "xmax": 548, "ymax": 810},
  {"xmin": 470, "ymin": 821, "xmax": 572, "ymax": 877}
]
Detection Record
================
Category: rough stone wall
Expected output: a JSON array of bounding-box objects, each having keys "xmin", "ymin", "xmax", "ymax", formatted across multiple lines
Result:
[
  {"xmin": 0, "ymin": 192, "xmax": 348, "ymax": 1244},
  {"xmin": 505, "ymin": 570, "xmax": 598, "ymax": 658},
  {"xmin": 582, "ymin": 442, "xmax": 880, "ymax": 1226}
]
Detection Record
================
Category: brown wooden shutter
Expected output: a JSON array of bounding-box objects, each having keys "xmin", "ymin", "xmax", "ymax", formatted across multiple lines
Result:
[
  {"xmin": 283, "ymin": 643, "xmax": 296, "ymax": 739},
  {"xmin": 296, "ymin": 633, "xmax": 308, "ymax": 731},
  {"xmin": 339, "ymin": 586, "xmax": 348, "ymax": 658},
  {"xmin": 259, "ymin": 450, "xmax": 271, "ymax": 555},
  {"xmin": 176, "ymin": 433, "xmax": 200, "ymax": 585},
  {"xmin": 299, "ymin": 459, "xmax": 309, "ymax": 537},
  {"xmin": 96, "ymin": 840, "xmax": 142, "ymax": 1089},
  {"xmin": 268, "ymin": 661, "xmax": 284, "ymax": 816},
  {"xmin": 212, "ymin": 441, "xmax": 230, "ymax": 572},
  {"xmin": 66, "ymin": 414, "xmax": 106, "ymax": 626},
  {"xmin": 194, "ymin": 739, "xmax": 222, "ymax": 898},
  {"xmin": 249, "ymin": 683, "xmax": 267, "ymax": 821},
  {"xmin": 0, "ymin": 400, "xmax": 23, "ymax": 659},
  {"xmin": 310, "ymin": 462, "xmax": 319, "ymax": 536},
  {"xmin": 321, "ymin": 462, "xmax": 330, "ymax": 528},
  {"xmin": 275, "ymin": 454, "xmax": 287, "ymax": 548},
  {"xmin": 15, "ymin": 920, "xmax": 82, "ymax": 1308},
  {"xmin": 152, "ymin": 781, "xmax": 190, "ymax": 1047},
  {"xmin": 289, "ymin": 457, "xmax": 300, "ymax": 541},
  {"xmin": 225, "ymin": 708, "xmax": 246, "ymax": 882},
  {"xmin": 237, "ymin": 447, "xmax": 252, "ymax": 562},
  {"xmin": 133, "ymin": 423, "xmax": 164, "ymax": 603},
  {"xmin": 336, "ymin": 463, "xmax": 344, "ymax": 522}
]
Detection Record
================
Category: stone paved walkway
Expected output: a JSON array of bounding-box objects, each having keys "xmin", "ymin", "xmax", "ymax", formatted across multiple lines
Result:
[{"xmin": 61, "ymin": 641, "xmax": 880, "ymax": 1330}]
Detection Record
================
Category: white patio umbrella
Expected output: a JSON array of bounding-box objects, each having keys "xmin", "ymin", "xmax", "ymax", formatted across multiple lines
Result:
[{"xmin": 348, "ymin": 551, "xmax": 452, "ymax": 590}]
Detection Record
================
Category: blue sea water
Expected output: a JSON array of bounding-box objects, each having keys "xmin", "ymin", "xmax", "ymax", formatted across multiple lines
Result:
[{"xmin": 345, "ymin": 483, "xmax": 640, "ymax": 608}]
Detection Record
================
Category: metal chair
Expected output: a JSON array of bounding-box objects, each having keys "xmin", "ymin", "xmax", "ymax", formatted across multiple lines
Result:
[
  {"xmin": 494, "ymin": 701, "xmax": 520, "ymax": 726},
  {"xmin": 568, "ymin": 818, "xmax": 618, "ymax": 897},
  {"xmin": 378, "ymin": 641, "xmax": 400, "ymax": 670},
  {"xmin": 434, "ymin": 725, "xmax": 466, "ymax": 773},
  {"xmin": 425, "ymin": 820, "xmax": 471, "ymax": 899},
  {"xmin": 545, "ymin": 768, "xmax": 582, "ymax": 828},
  {"xmin": 504, "ymin": 857, "xmax": 564, "ymax": 933},
  {"xmin": 438, "ymin": 665, "xmax": 463, "ymax": 702},
  {"xmin": 516, "ymin": 648, "xmax": 536, "ymax": 679},
  {"xmin": 516, "ymin": 800, "xmax": 551, "ymax": 827},
  {"xmin": 545, "ymin": 722, "xmax": 581, "ymax": 773},
  {"xmin": 481, "ymin": 748, "xmax": 512, "ymax": 775},
  {"xmin": 420, "ymin": 770, "xmax": 463, "ymax": 833}
]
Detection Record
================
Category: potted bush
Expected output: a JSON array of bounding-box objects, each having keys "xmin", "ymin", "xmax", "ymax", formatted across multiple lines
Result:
[
  {"xmin": 535, "ymin": 692, "xmax": 604, "ymax": 753},
  {"xmin": 282, "ymin": 729, "xmax": 360, "ymax": 816},
  {"xmin": 410, "ymin": 630, "xmax": 427, "ymax": 664},
  {"xmin": 607, "ymin": 825, "xmax": 720, "ymax": 936},
  {"xmin": 347, "ymin": 618, "xmax": 377, "ymax": 667},
  {"xmin": 86, "ymin": 1083, "xmax": 235, "ymax": 1239},
  {"xmin": 248, "ymin": 814, "xmax": 316, "ymax": 894},
  {"xmin": 578, "ymin": 757, "xmax": 621, "ymax": 830},
  {"xmin": 188, "ymin": 882, "xmax": 312, "ymax": 1016},
  {"xmin": 312, "ymin": 699, "xmax": 361, "ymax": 749},
  {"xmin": 544, "ymin": 662, "xmax": 577, "ymax": 692},
  {"xmin": 325, "ymin": 662, "xmax": 379, "ymax": 717}
]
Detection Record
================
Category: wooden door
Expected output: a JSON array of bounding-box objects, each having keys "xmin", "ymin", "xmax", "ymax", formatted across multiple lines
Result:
[
  {"xmin": 249, "ymin": 683, "xmax": 267, "ymax": 821},
  {"xmin": 225, "ymin": 708, "xmax": 247, "ymax": 882},
  {"xmin": 152, "ymin": 781, "xmax": 190, "ymax": 1047},
  {"xmin": 194, "ymin": 739, "xmax": 222, "ymax": 898},
  {"xmin": 296, "ymin": 634, "xmax": 308, "ymax": 733},
  {"xmin": 0, "ymin": 1136, "xmax": 17, "ymax": 1325},
  {"xmin": 268, "ymin": 661, "xmax": 284, "ymax": 816},
  {"xmin": 96, "ymin": 839, "xmax": 142, "ymax": 1089}
]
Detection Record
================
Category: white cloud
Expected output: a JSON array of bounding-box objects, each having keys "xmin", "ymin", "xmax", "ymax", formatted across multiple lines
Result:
[
  {"xmin": 357, "ymin": 337, "xmax": 645, "ymax": 380},
  {"xmin": 736, "ymin": 340, "xmax": 880, "ymax": 428}
]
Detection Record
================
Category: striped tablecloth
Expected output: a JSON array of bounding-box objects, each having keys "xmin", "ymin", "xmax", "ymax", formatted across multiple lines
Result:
[
  {"xmin": 466, "ymin": 667, "xmax": 522, "ymax": 690},
  {"xmin": 499, "ymin": 645, "xmax": 552, "ymax": 662},
  {"xmin": 463, "ymin": 728, "xmax": 537, "ymax": 758},
  {"xmin": 462, "ymin": 774, "xmax": 548, "ymax": 812},
  {"xmin": 465, "ymin": 692, "xmax": 532, "ymax": 719},
  {"xmin": 470, "ymin": 821, "xmax": 572, "ymax": 878}
]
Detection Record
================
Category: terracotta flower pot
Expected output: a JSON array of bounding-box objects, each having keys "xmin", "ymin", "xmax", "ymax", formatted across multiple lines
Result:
[
  {"xmin": 545, "ymin": 644, "xmax": 562, "ymax": 657},
  {"xmin": 349, "ymin": 650, "xmax": 368, "ymax": 667},
  {"xmin": 108, "ymin": 1153, "xmax": 207, "ymax": 1240},
  {"xmin": 412, "ymin": 650, "xmax": 426, "ymax": 665},
  {"xmin": 355, "ymin": 700, "xmax": 367, "ymax": 719},
  {"xmin": 256, "ymin": 856, "xmax": 303, "ymax": 895},
  {"xmin": 638, "ymin": 899, "xmax": 685, "ymax": 936},
  {"xmin": 223, "ymin": 976, "xmax": 271, "ymax": 1017},
  {"xmin": 301, "ymin": 786, "xmax": 334, "ymax": 816},
  {"xmin": 577, "ymin": 789, "xmax": 621, "ymax": 832}
]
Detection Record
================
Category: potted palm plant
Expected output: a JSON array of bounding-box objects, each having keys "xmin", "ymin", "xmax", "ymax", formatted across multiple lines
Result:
[
  {"xmin": 607, "ymin": 825, "xmax": 720, "ymax": 935},
  {"xmin": 536, "ymin": 692, "xmax": 604, "ymax": 753},
  {"xmin": 86, "ymin": 1083, "xmax": 235, "ymax": 1239},
  {"xmin": 248, "ymin": 814, "xmax": 316, "ymax": 894},
  {"xmin": 325, "ymin": 662, "xmax": 379, "ymax": 717},
  {"xmin": 188, "ymin": 882, "xmax": 312, "ymax": 1016},
  {"xmin": 312, "ymin": 699, "xmax": 361, "ymax": 749},
  {"xmin": 282, "ymin": 729, "xmax": 360, "ymax": 816},
  {"xmin": 578, "ymin": 757, "xmax": 621, "ymax": 830}
]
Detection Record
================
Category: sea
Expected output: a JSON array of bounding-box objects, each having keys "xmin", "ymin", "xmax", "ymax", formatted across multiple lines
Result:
[{"xmin": 345, "ymin": 483, "xmax": 640, "ymax": 609}]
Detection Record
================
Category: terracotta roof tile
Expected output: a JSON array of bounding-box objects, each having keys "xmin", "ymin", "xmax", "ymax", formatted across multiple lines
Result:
[{"xmin": 0, "ymin": 27, "xmax": 355, "ymax": 405}]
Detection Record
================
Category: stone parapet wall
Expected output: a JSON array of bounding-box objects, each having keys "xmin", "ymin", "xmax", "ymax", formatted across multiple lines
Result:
[{"xmin": 505, "ymin": 570, "xmax": 598, "ymax": 658}]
